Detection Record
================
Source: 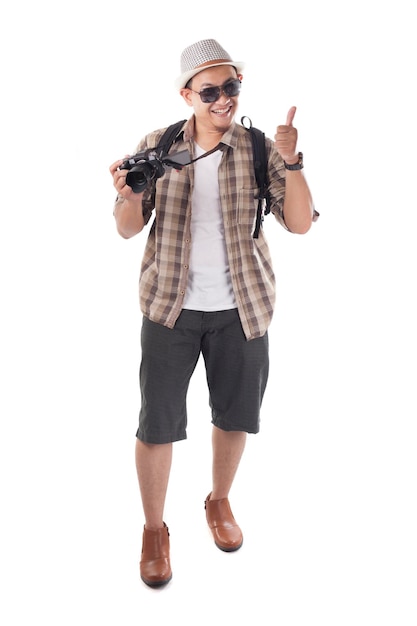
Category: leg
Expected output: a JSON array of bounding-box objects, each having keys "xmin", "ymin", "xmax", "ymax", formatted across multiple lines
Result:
[
  {"xmin": 136, "ymin": 439, "xmax": 173, "ymax": 587},
  {"xmin": 205, "ymin": 426, "xmax": 246, "ymax": 552},
  {"xmin": 201, "ymin": 311, "xmax": 268, "ymax": 551},
  {"xmin": 136, "ymin": 313, "xmax": 201, "ymax": 586},
  {"xmin": 135, "ymin": 439, "xmax": 172, "ymax": 530},
  {"xmin": 136, "ymin": 315, "xmax": 197, "ymax": 530},
  {"xmin": 211, "ymin": 426, "xmax": 246, "ymax": 500}
]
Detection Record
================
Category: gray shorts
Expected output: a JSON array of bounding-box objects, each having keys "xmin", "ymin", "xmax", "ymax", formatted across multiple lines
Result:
[{"xmin": 136, "ymin": 309, "xmax": 269, "ymax": 444}]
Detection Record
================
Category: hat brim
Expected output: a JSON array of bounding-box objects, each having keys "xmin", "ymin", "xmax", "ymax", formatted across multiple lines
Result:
[{"xmin": 174, "ymin": 61, "xmax": 245, "ymax": 90}]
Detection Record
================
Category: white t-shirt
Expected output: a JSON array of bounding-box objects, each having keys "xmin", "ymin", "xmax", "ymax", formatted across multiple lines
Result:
[{"xmin": 182, "ymin": 143, "xmax": 237, "ymax": 311}]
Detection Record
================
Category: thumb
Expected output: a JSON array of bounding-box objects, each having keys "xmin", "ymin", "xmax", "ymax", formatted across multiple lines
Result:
[{"xmin": 286, "ymin": 106, "xmax": 297, "ymax": 126}]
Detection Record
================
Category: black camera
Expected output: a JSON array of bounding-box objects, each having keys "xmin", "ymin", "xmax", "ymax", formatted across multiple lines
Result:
[{"xmin": 119, "ymin": 148, "xmax": 190, "ymax": 193}]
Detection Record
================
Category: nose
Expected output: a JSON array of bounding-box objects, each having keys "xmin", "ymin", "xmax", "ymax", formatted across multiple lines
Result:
[{"xmin": 216, "ymin": 87, "xmax": 231, "ymax": 103}]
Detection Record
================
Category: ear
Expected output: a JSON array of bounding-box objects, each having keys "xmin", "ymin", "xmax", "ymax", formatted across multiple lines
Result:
[
  {"xmin": 237, "ymin": 73, "xmax": 243, "ymax": 81},
  {"xmin": 180, "ymin": 88, "xmax": 194, "ymax": 107}
]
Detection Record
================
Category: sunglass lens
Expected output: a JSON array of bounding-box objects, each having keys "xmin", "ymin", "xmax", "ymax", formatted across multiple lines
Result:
[
  {"xmin": 224, "ymin": 80, "xmax": 241, "ymax": 97},
  {"xmin": 200, "ymin": 87, "xmax": 219, "ymax": 103}
]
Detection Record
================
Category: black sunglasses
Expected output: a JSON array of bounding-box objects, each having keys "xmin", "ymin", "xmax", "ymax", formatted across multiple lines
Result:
[{"xmin": 188, "ymin": 78, "xmax": 241, "ymax": 103}]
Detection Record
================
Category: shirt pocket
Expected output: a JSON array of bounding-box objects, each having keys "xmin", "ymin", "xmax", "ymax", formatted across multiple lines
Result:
[{"xmin": 237, "ymin": 188, "xmax": 260, "ymax": 232}]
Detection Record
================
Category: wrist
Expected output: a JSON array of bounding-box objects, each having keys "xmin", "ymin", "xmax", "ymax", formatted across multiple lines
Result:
[
  {"xmin": 123, "ymin": 194, "xmax": 144, "ymax": 207},
  {"xmin": 284, "ymin": 151, "xmax": 304, "ymax": 170}
]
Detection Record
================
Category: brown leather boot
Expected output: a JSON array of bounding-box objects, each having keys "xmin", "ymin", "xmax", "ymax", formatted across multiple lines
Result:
[
  {"xmin": 205, "ymin": 493, "xmax": 243, "ymax": 552},
  {"xmin": 140, "ymin": 522, "xmax": 172, "ymax": 587}
]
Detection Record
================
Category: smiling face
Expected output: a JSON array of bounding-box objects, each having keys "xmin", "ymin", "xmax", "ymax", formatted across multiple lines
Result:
[{"xmin": 180, "ymin": 65, "xmax": 242, "ymax": 138}]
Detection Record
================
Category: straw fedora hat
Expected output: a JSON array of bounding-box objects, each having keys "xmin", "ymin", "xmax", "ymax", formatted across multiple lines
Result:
[{"xmin": 174, "ymin": 39, "xmax": 245, "ymax": 90}]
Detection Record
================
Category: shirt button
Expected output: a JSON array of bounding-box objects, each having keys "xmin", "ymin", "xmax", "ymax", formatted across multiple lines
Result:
[{"xmin": 183, "ymin": 264, "xmax": 188, "ymax": 269}]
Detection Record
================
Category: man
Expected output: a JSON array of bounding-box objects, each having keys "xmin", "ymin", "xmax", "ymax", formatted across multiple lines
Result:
[{"xmin": 109, "ymin": 39, "xmax": 317, "ymax": 588}]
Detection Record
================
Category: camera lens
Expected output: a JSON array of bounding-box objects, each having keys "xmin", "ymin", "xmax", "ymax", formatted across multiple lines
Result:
[{"xmin": 126, "ymin": 162, "xmax": 155, "ymax": 193}]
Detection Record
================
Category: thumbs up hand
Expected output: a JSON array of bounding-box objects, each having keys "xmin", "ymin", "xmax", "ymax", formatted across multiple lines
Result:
[{"xmin": 274, "ymin": 106, "xmax": 299, "ymax": 164}]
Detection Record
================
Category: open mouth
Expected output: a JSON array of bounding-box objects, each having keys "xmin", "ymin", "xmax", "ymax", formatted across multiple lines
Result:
[{"xmin": 211, "ymin": 105, "xmax": 233, "ymax": 116}]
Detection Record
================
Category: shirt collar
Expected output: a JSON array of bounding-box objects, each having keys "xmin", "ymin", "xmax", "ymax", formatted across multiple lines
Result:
[{"xmin": 183, "ymin": 115, "xmax": 239, "ymax": 149}]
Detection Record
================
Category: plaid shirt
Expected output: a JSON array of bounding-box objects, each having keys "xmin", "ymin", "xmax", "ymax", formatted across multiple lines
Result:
[{"xmin": 117, "ymin": 116, "xmax": 290, "ymax": 340}]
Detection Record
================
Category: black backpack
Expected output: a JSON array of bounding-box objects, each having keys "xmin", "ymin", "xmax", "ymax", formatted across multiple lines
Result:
[{"xmin": 156, "ymin": 118, "xmax": 271, "ymax": 238}]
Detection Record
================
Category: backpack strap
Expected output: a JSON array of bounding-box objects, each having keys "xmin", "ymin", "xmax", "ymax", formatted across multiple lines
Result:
[
  {"xmin": 241, "ymin": 117, "xmax": 271, "ymax": 239},
  {"xmin": 156, "ymin": 119, "xmax": 187, "ymax": 156}
]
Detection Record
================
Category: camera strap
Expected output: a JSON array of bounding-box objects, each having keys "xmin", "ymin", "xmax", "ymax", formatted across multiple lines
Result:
[
  {"xmin": 185, "ymin": 143, "xmax": 224, "ymax": 165},
  {"xmin": 157, "ymin": 119, "xmax": 223, "ymax": 166}
]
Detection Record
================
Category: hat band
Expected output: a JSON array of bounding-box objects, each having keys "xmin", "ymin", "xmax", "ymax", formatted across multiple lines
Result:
[{"xmin": 192, "ymin": 58, "xmax": 233, "ymax": 71}]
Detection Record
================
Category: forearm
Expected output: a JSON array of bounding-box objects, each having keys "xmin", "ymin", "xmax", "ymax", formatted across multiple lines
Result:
[
  {"xmin": 113, "ymin": 195, "xmax": 145, "ymax": 239},
  {"xmin": 282, "ymin": 170, "xmax": 314, "ymax": 234}
]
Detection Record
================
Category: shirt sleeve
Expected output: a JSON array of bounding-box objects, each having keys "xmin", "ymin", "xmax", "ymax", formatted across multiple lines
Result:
[{"xmin": 265, "ymin": 138, "xmax": 288, "ymax": 229}]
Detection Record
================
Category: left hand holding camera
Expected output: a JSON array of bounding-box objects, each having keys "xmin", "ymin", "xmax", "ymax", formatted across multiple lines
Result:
[{"xmin": 110, "ymin": 158, "xmax": 140, "ymax": 201}]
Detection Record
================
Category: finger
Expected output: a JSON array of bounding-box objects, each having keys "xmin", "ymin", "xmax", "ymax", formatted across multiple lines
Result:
[
  {"xmin": 109, "ymin": 158, "xmax": 125, "ymax": 174},
  {"xmin": 110, "ymin": 155, "xmax": 131, "ymax": 174},
  {"xmin": 286, "ymin": 106, "xmax": 297, "ymax": 126},
  {"xmin": 116, "ymin": 170, "xmax": 128, "ymax": 189}
]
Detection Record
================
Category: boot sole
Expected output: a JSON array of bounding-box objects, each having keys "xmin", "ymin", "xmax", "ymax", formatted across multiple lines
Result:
[
  {"xmin": 215, "ymin": 540, "xmax": 243, "ymax": 552},
  {"xmin": 141, "ymin": 574, "xmax": 172, "ymax": 588}
]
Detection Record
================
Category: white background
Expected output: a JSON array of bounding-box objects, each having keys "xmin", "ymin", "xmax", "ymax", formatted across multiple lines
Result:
[{"xmin": 1, "ymin": 1, "xmax": 416, "ymax": 624}]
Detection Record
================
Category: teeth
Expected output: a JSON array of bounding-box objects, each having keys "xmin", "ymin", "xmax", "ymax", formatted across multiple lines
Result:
[{"xmin": 213, "ymin": 107, "xmax": 229, "ymax": 114}]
